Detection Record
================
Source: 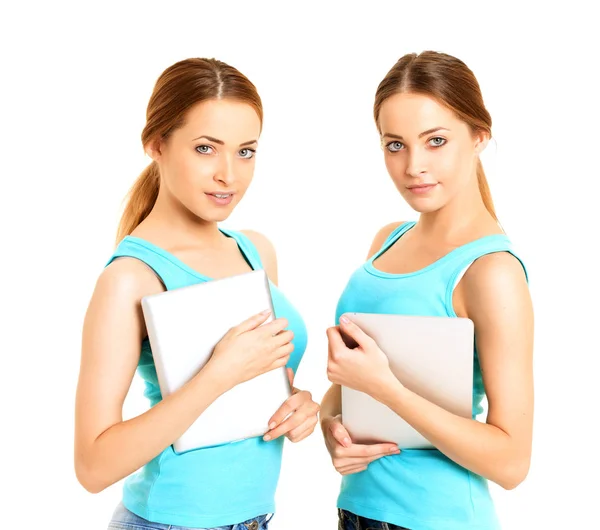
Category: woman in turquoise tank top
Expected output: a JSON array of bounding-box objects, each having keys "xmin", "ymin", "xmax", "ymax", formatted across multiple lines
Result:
[
  {"xmin": 74, "ymin": 58, "xmax": 319, "ymax": 530},
  {"xmin": 320, "ymin": 51, "xmax": 534, "ymax": 530}
]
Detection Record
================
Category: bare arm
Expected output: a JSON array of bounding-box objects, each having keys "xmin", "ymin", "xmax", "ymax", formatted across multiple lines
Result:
[
  {"xmin": 383, "ymin": 252, "xmax": 534, "ymax": 489},
  {"xmin": 333, "ymin": 252, "xmax": 534, "ymax": 489},
  {"xmin": 320, "ymin": 221, "xmax": 402, "ymax": 426},
  {"xmin": 243, "ymin": 229, "xmax": 321, "ymax": 444},
  {"xmin": 319, "ymin": 224, "xmax": 402, "ymax": 474},
  {"xmin": 74, "ymin": 258, "xmax": 290, "ymax": 493},
  {"xmin": 320, "ymin": 383, "xmax": 342, "ymax": 430},
  {"xmin": 74, "ymin": 259, "xmax": 232, "ymax": 493}
]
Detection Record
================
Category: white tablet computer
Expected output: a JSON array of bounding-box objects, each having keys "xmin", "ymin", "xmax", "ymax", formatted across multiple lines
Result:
[
  {"xmin": 340, "ymin": 312, "xmax": 474, "ymax": 449},
  {"xmin": 141, "ymin": 269, "xmax": 291, "ymax": 453}
]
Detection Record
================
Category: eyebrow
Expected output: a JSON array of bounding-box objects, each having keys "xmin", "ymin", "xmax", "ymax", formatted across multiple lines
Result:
[
  {"xmin": 382, "ymin": 127, "xmax": 450, "ymax": 140},
  {"xmin": 192, "ymin": 135, "xmax": 258, "ymax": 147}
]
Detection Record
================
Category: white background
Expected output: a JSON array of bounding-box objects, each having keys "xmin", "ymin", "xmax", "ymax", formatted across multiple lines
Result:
[{"xmin": 2, "ymin": 1, "xmax": 599, "ymax": 528}]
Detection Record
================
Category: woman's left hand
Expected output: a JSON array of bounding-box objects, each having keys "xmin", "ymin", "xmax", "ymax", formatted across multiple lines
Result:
[
  {"xmin": 263, "ymin": 368, "xmax": 320, "ymax": 443},
  {"xmin": 326, "ymin": 315, "xmax": 399, "ymax": 397}
]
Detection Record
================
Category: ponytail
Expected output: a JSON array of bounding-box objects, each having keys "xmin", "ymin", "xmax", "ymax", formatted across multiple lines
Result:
[
  {"xmin": 476, "ymin": 158, "xmax": 497, "ymax": 222},
  {"xmin": 115, "ymin": 161, "xmax": 160, "ymax": 245}
]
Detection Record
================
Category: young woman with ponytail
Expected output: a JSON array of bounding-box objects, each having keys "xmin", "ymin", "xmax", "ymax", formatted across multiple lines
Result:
[
  {"xmin": 320, "ymin": 51, "xmax": 534, "ymax": 530},
  {"xmin": 74, "ymin": 58, "xmax": 319, "ymax": 530}
]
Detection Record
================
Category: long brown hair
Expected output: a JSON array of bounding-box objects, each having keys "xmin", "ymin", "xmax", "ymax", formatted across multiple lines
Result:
[
  {"xmin": 374, "ymin": 51, "xmax": 497, "ymax": 220},
  {"xmin": 115, "ymin": 58, "xmax": 263, "ymax": 244}
]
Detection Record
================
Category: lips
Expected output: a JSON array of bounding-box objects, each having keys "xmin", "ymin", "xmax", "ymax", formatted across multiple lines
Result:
[
  {"xmin": 407, "ymin": 183, "xmax": 437, "ymax": 195},
  {"xmin": 205, "ymin": 192, "xmax": 234, "ymax": 206}
]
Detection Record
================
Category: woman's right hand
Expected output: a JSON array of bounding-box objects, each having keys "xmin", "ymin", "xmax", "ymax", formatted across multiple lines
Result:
[
  {"xmin": 207, "ymin": 310, "xmax": 294, "ymax": 389},
  {"xmin": 321, "ymin": 414, "xmax": 400, "ymax": 475}
]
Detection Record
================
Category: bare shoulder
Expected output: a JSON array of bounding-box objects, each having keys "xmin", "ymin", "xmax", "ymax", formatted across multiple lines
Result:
[
  {"xmin": 366, "ymin": 221, "xmax": 406, "ymax": 259},
  {"xmin": 95, "ymin": 257, "xmax": 165, "ymax": 305},
  {"xmin": 240, "ymin": 229, "xmax": 278, "ymax": 284},
  {"xmin": 82, "ymin": 257, "xmax": 165, "ymax": 349},
  {"xmin": 461, "ymin": 251, "xmax": 530, "ymax": 316},
  {"xmin": 463, "ymin": 251, "xmax": 527, "ymax": 290}
]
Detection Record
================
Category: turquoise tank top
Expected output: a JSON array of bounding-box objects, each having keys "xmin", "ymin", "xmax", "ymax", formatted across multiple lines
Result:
[
  {"xmin": 105, "ymin": 228, "xmax": 308, "ymax": 528},
  {"xmin": 335, "ymin": 221, "xmax": 527, "ymax": 530}
]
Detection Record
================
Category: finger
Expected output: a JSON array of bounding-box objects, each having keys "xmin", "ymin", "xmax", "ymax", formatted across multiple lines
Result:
[
  {"xmin": 337, "ymin": 461, "xmax": 368, "ymax": 472},
  {"xmin": 328, "ymin": 415, "xmax": 352, "ymax": 448},
  {"xmin": 338, "ymin": 464, "xmax": 368, "ymax": 475},
  {"xmin": 344, "ymin": 442, "xmax": 400, "ymax": 459},
  {"xmin": 267, "ymin": 391, "xmax": 309, "ymax": 429},
  {"xmin": 271, "ymin": 329, "xmax": 294, "ymax": 348},
  {"xmin": 264, "ymin": 352, "xmax": 291, "ymax": 375},
  {"xmin": 367, "ymin": 450, "xmax": 400, "ymax": 463},
  {"xmin": 273, "ymin": 342, "xmax": 294, "ymax": 359},
  {"xmin": 326, "ymin": 326, "xmax": 346, "ymax": 350},
  {"xmin": 263, "ymin": 345, "xmax": 293, "ymax": 370},
  {"xmin": 286, "ymin": 367, "xmax": 294, "ymax": 387},
  {"xmin": 260, "ymin": 317, "xmax": 289, "ymax": 337},
  {"xmin": 285, "ymin": 415, "xmax": 318, "ymax": 442},
  {"xmin": 230, "ymin": 309, "xmax": 272, "ymax": 335},
  {"xmin": 338, "ymin": 314, "xmax": 375, "ymax": 348},
  {"xmin": 264, "ymin": 412, "xmax": 304, "ymax": 441},
  {"xmin": 264, "ymin": 394, "xmax": 315, "ymax": 439},
  {"xmin": 332, "ymin": 456, "xmax": 360, "ymax": 468}
]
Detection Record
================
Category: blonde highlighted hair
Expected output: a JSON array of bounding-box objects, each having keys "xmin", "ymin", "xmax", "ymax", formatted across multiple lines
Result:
[
  {"xmin": 374, "ymin": 51, "xmax": 497, "ymax": 220},
  {"xmin": 116, "ymin": 58, "xmax": 263, "ymax": 244}
]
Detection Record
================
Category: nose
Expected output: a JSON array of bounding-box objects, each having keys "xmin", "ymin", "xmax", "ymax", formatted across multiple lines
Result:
[
  {"xmin": 214, "ymin": 153, "xmax": 235, "ymax": 186},
  {"xmin": 406, "ymin": 149, "xmax": 428, "ymax": 177}
]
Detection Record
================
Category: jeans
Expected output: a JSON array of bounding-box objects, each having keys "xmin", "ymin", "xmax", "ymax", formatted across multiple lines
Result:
[
  {"xmin": 108, "ymin": 502, "xmax": 272, "ymax": 530},
  {"xmin": 338, "ymin": 508, "xmax": 410, "ymax": 530}
]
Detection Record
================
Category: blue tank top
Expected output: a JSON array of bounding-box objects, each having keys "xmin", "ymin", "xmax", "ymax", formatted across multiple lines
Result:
[
  {"xmin": 335, "ymin": 221, "xmax": 527, "ymax": 530},
  {"xmin": 105, "ymin": 228, "xmax": 308, "ymax": 528}
]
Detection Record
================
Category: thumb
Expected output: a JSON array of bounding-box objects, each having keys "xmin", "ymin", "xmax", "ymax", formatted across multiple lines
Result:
[
  {"xmin": 329, "ymin": 415, "xmax": 352, "ymax": 448},
  {"xmin": 338, "ymin": 314, "xmax": 373, "ymax": 348}
]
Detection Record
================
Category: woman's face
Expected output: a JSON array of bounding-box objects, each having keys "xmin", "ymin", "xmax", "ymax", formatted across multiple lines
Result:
[
  {"xmin": 378, "ymin": 92, "xmax": 486, "ymax": 214},
  {"xmin": 150, "ymin": 98, "xmax": 261, "ymax": 223}
]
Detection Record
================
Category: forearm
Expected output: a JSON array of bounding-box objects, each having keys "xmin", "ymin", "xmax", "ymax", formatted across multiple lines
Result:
[
  {"xmin": 377, "ymin": 379, "xmax": 529, "ymax": 489},
  {"xmin": 77, "ymin": 364, "xmax": 230, "ymax": 493},
  {"xmin": 319, "ymin": 384, "xmax": 341, "ymax": 428}
]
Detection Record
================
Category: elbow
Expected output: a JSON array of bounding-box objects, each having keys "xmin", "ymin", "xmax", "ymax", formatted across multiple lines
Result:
[
  {"xmin": 75, "ymin": 455, "xmax": 110, "ymax": 494},
  {"xmin": 497, "ymin": 456, "xmax": 531, "ymax": 490}
]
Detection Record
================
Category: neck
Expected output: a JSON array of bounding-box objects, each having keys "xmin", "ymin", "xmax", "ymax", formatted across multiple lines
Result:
[
  {"xmin": 415, "ymin": 179, "xmax": 496, "ymax": 242},
  {"xmin": 138, "ymin": 188, "xmax": 223, "ymax": 247}
]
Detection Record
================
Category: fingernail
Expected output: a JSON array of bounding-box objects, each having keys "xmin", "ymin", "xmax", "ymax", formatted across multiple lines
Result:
[
  {"xmin": 261, "ymin": 309, "xmax": 271, "ymax": 315},
  {"xmin": 263, "ymin": 435, "xmax": 271, "ymax": 441},
  {"xmin": 340, "ymin": 316, "xmax": 350, "ymax": 324},
  {"xmin": 269, "ymin": 422, "xmax": 276, "ymax": 430},
  {"xmin": 390, "ymin": 447, "xmax": 400, "ymax": 453},
  {"xmin": 343, "ymin": 437, "xmax": 351, "ymax": 446}
]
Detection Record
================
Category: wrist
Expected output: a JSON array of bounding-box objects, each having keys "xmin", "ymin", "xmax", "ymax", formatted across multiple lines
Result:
[
  {"xmin": 319, "ymin": 413, "xmax": 335, "ymax": 433},
  {"xmin": 198, "ymin": 361, "xmax": 235, "ymax": 395},
  {"xmin": 372, "ymin": 374, "xmax": 406, "ymax": 405}
]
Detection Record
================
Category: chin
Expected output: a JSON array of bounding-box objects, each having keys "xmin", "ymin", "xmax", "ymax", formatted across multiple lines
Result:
[
  {"xmin": 187, "ymin": 195, "xmax": 239, "ymax": 222},
  {"xmin": 183, "ymin": 204, "xmax": 232, "ymax": 224},
  {"xmin": 203, "ymin": 210, "xmax": 233, "ymax": 223},
  {"xmin": 406, "ymin": 198, "xmax": 444, "ymax": 215}
]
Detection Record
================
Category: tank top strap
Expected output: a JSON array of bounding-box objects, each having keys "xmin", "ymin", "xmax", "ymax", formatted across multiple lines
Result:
[
  {"xmin": 105, "ymin": 237, "xmax": 198, "ymax": 291},
  {"xmin": 372, "ymin": 221, "xmax": 417, "ymax": 261},
  {"xmin": 220, "ymin": 228, "xmax": 264, "ymax": 270},
  {"xmin": 442, "ymin": 234, "xmax": 529, "ymax": 309}
]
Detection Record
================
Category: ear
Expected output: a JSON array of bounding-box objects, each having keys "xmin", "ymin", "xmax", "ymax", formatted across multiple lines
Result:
[
  {"xmin": 144, "ymin": 138, "xmax": 163, "ymax": 162},
  {"xmin": 474, "ymin": 130, "xmax": 490, "ymax": 155}
]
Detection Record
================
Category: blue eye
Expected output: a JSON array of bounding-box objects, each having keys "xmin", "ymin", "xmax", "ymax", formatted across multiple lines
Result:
[
  {"xmin": 385, "ymin": 141, "xmax": 404, "ymax": 153},
  {"xmin": 429, "ymin": 137, "xmax": 446, "ymax": 147},
  {"xmin": 195, "ymin": 145, "xmax": 214, "ymax": 154},
  {"xmin": 239, "ymin": 148, "xmax": 256, "ymax": 159}
]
